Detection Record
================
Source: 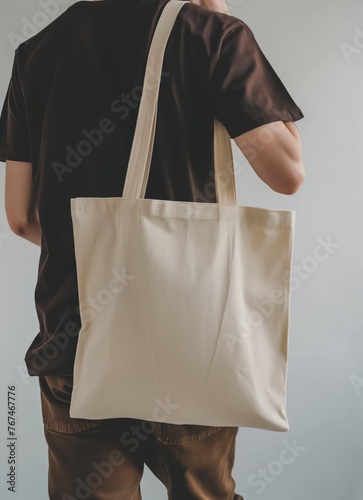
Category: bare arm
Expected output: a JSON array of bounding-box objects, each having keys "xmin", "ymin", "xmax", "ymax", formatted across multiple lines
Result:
[
  {"xmin": 233, "ymin": 120, "xmax": 305, "ymax": 194},
  {"xmin": 5, "ymin": 160, "xmax": 41, "ymax": 246},
  {"xmin": 189, "ymin": 0, "xmax": 305, "ymax": 194}
]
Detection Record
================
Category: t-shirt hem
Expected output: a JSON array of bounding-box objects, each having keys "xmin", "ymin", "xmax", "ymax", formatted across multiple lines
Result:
[
  {"xmin": 227, "ymin": 109, "xmax": 304, "ymax": 139},
  {"xmin": 0, "ymin": 148, "xmax": 32, "ymax": 163}
]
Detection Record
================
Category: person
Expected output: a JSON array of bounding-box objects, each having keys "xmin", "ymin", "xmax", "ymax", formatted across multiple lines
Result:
[{"xmin": 0, "ymin": 0, "xmax": 305, "ymax": 498}]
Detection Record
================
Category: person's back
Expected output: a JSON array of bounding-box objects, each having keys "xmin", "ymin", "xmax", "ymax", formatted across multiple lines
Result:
[
  {"xmin": 0, "ymin": 0, "xmax": 304, "ymax": 497},
  {"xmin": 1, "ymin": 0, "xmax": 304, "ymax": 377}
]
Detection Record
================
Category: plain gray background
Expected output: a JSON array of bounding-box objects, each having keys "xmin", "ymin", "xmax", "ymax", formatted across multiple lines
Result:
[{"xmin": 0, "ymin": 0, "xmax": 362, "ymax": 499}]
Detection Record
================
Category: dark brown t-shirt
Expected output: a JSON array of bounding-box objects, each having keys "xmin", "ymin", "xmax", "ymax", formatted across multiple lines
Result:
[{"xmin": 0, "ymin": 0, "xmax": 304, "ymax": 376}]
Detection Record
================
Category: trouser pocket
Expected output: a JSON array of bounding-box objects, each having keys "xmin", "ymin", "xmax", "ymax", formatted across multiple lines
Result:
[
  {"xmin": 38, "ymin": 373, "xmax": 103, "ymax": 434},
  {"xmin": 155, "ymin": 422, "xmax": 224, "ymax": 446}
]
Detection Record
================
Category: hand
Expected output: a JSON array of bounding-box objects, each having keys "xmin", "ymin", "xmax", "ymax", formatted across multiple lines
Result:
[{"xmin": 188, "ymin": 0, "xmax": 230, "ymax": 15}]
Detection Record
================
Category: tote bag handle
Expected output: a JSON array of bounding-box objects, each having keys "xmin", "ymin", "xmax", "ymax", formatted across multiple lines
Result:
[{"xmin": 122, "ymin": 0, "xmax": 237, "ymax": 206}]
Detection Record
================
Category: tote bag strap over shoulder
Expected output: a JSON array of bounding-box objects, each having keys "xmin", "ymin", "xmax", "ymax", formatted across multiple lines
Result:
[{"xmin": 122, "ymin": 0, "xmax": 237, "ymax": 206}]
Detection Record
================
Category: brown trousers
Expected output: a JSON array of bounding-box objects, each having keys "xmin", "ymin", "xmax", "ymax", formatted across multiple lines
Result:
[{"xmin": 38, "ymin": 373, "xmax": 244, "ymax": 500}]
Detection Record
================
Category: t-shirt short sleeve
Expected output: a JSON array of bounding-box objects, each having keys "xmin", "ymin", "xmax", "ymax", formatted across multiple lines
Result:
[
  {"xmin": 209, "ymin": 22, "xmax": 304, "ymax": 139},
  {"xmin": 0, "ymin": 48, "xmax": 32, "ymax": 163}
]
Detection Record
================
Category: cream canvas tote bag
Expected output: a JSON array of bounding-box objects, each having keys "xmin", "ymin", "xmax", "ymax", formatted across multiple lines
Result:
[{"xmin": 69, "ymin": 0, "xmax": 295, "ymax": 431}]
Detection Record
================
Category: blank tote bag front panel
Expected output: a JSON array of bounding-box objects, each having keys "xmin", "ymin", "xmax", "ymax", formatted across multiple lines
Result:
[{"xmin": 69, "ymin": 0, "xmax": 295, "ymax": 432}]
